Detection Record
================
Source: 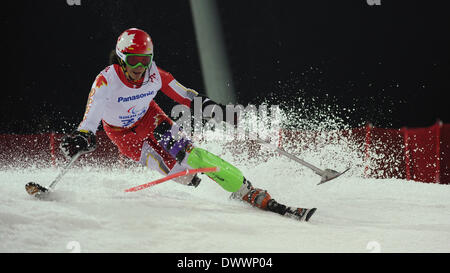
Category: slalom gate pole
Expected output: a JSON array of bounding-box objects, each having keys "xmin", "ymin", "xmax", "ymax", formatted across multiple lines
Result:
[{"xmin": 125, "ymin": 167, "xmax": 219, "ymax": 192}]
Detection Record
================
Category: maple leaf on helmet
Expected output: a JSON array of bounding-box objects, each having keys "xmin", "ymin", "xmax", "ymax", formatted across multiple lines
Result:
[{"xmin": 115, "ymin": 28, "xmax": 154, "ymax": 63}]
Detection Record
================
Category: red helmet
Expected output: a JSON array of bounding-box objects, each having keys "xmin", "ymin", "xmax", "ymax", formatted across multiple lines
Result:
[{"xmin": 116, "ymin": 28, "xmax": 153, "ymax": 63}]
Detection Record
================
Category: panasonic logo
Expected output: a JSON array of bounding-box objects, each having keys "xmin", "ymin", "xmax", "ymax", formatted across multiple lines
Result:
[{"xmin": 118, "ymin": 90, "xmax": 154, "ymax": 103}]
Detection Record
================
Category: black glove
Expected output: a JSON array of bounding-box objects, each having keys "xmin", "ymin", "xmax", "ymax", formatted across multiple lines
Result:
[
  {"xmin": 60, "ymin": 130, "xmax": 97, "ymax": 159},
  {"xmin": 198, "ymin": 95, "xmax": 238, "ymax": 127}
]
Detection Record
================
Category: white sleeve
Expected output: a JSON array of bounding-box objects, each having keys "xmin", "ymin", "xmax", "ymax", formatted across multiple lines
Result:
[{"xmin": 78, "ymin": 74, "xmax": 109, "ymax": 133}]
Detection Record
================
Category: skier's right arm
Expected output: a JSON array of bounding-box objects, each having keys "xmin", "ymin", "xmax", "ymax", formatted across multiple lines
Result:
[
  {"xmin": 60, "ymin": 130, "xmax": 97, "ymax": 159},
  {"xmin": 60, "ymin": 73, "xmax": 108, "ymax": 159}
]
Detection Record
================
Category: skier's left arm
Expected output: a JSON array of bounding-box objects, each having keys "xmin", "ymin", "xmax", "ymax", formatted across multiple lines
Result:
[
  {"xmin": 158, "ymin": 67, "xmax": 233, "ymax": 125},
  {"xmin": 158, "ymin": 67, "xmax": 197, "ymax": 107}
]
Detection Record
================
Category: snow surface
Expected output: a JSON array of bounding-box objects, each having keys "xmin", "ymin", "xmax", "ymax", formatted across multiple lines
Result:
[{"xmin": 1, "ymin": 146, "xmax": 450, "ymax": 253}]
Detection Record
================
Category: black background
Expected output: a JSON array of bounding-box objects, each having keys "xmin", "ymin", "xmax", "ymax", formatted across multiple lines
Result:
[{"xmin": 2, "ymin": 0, "xmax": 449, "ymax": 133}]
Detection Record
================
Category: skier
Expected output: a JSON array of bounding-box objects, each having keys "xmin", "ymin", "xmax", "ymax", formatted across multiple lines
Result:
[{"xmin": 59, "ymin": 28, "xmax": 315, "ymax": 221}]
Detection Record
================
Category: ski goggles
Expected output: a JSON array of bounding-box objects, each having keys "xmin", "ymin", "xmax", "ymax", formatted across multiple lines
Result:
[{"xmin": 124, "ymin": 53, "xmax": 153, "ymax": 69}]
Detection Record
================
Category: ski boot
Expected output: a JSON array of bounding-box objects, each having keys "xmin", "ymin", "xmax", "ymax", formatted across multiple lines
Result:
[
  {"xmin": 187, "ymin": 174, "xmax": 201, "ymax": 187},
  {"xmin": 172, "ymin": 173, "xmax": 202, "ymax": 188},
  {"xmin": 230, "ymin": 178, "xmax": 317, "ymax": 222},
  {"xmin": 267, "ymin": 200, "xmax": 317, "ymax": 222}
]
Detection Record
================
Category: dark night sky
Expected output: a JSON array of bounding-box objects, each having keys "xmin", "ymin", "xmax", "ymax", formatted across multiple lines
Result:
[{"xmin": 2, "ymin": 0, "xmax": 450, "ymax": 134}]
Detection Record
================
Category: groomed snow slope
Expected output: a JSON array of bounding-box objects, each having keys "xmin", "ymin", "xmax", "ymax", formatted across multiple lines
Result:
[{"xmin": 1, "ymin": 152, "xmax": 449, "ymax": 253}]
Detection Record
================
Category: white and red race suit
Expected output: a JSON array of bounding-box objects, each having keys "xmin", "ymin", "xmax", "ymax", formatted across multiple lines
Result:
[{"xmin": 78, "ymin": 62, "xmax": 198, "ymax": 178}]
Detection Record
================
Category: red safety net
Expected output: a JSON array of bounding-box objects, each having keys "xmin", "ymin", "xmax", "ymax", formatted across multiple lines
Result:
[{"xmin": 1, "ymin": 121, "xmax": 449, "ymax": 184}]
